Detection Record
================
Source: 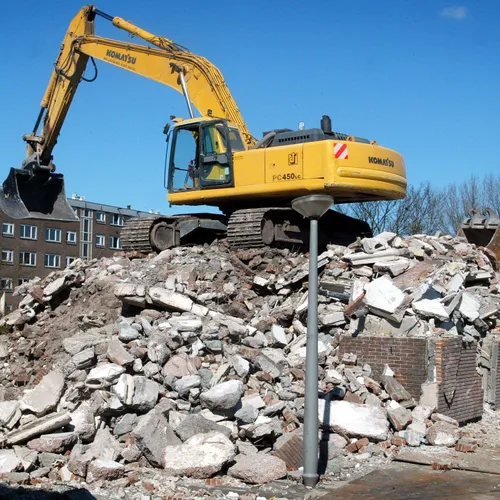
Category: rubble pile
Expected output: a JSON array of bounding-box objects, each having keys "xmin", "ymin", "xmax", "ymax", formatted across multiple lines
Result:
[{"xmin": 0, "ymin": 232, "xmax": 499, "ymax": 491}]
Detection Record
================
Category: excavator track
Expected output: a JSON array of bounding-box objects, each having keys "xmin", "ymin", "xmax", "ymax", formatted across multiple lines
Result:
[
  {"xmin": 227, "ymin": 208, "xmax": 303, "ymax": 249},
  {"xmin": 120, "ymin": 216, "xmax": 159, "ymax": 253},
  {"xmin": 227, "ymin": 209, "xmax": 271, "ymax": 249},
  {"xmin": 121, "ymin": 214, "xmax": 228, "ymax": 253},
  {"xmin": 121, "ymin": 208, "xmax": 373, "ymax": 254},
  {"xmin": 227, "ymin": 207, "xmax": 372, "ymax": 251}
]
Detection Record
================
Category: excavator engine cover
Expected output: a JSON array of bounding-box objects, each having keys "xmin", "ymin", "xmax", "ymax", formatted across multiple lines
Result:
[{"xmin": 0, "ymin": 168, "xmax": 78, "ymax": 221}]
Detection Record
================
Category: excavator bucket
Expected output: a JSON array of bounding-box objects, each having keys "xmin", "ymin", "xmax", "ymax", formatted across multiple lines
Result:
[
  {"xmin": 458, "ymin": 208, "xmax": 500, "ymax": 261},
  {"xmin": 0, "ymin": 168, "xmax": 78, "ymax": 221}
]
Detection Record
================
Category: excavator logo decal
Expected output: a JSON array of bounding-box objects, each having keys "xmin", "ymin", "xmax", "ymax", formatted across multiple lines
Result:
[
  {"xmin": 334, "ymin": 143, "xmax": 349, "ymax": 160},
  {"xmin": 288, "ymin": 152, "xmax": 298, "ymax": 165},
  {"xmin": 368, "ymin": 156, "xmax": 395, "ymax": 168},
  {"xmin": 105, "ymin": 49, "xmax": 137, "ymax": 65}
]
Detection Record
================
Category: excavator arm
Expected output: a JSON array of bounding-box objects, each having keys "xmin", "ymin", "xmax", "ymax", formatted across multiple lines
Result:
[{"xmin": 1, "ymin": 4, "xmax": 254, "ymax": 220}]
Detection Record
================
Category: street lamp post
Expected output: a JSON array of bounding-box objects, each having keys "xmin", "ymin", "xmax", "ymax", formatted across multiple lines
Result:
[{"xmin": 291, "ymin": 194, "xmax": 334, "ymax": 488}]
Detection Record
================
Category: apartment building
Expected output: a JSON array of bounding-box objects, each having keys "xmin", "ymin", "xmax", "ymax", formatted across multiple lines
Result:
[{"xmin": 0, "ymin": 195, "xmax": 158, "ymax": 312}]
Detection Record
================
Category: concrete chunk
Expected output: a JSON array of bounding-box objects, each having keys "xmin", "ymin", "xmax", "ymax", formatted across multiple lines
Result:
[
  {"xmin": 318, "ymin": 400, "xmax": 389, "ymax": 441},
  {"xmin": 175, "ymin": 414, "xmax": 232, "ymax": 441},
  {"xmin": 132, "ymin": 410, "xmax": 181, "ymax": 467},
  {"xmin": 148, "ymin": 287, "xmax": 193, "ymax": 312},
  {"xmin": 20, "ymin": 370, "xmax": 65, "ymax": 416},
  {"xmin": 413, "ymin": 298, "xmax": 449, "ymax": 321},
  {"xmin": 200, "ymin": 380, "xmax": 244, "ymax": 411},
  {"xmin": 0, "ymin": 400, "xmax": 20, "ymax": 428},
  {"xmin": 7, "ymin": 412, "xmax": 71, "ymax": 445},
  {"xmin": 87, "ymin": 459, "xmax": 124, "ymax": 482},
  {"xmin": 130, "ymin": 376, "xmax": 159, "ymax": 412},
  {"xmin": 228, "ymin": 453, "xmax": 287, "ymax": 484},
  {"xmin": 363, "ymin": 277, "xmax": 405, "ymax": 317},
  {"xmin": 27, "ymin": 432, "xmax": 77, "ymax": 453},
  {"xmin": 106, "ymin": 338, "xmax": 134, "ymax": 366},
  {"xmin": 162, "ymin": 431, "xmax": 235, "ymax": 479},
  {"xmin": 459, "ymin": 292, "xmax": 481, "ymax": 321},
  {"xmin": 0, "ymin": 450, "xmax": 22, "ymax": 473}
]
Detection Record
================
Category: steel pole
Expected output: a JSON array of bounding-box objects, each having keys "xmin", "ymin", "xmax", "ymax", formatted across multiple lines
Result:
[{"xmin": 303, "ymin": 217, "xmax": 319, "ymax": 488}]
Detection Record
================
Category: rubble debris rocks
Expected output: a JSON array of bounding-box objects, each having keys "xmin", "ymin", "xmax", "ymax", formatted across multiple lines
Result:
[{"xmin": 0, "ymin": 233, "xmax": 498, "ymax": 492}]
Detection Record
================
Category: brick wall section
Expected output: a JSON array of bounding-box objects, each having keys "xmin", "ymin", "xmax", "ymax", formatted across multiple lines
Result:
[
  {"xmin": 338, "ymin": 337, "xmax": 428, "ymax": 400},
  {"xmin": 435, "ymin": 338, "xmax": 483, "ymax": 423},
  {"xmin": 492, "ymin": 341, "xmax": 499, "ymax": 410}
]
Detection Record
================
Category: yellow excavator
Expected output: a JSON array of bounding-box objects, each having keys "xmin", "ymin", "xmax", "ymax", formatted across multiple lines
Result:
[{"xmin": 1, "ymin": 4, "xmax": 409, "ymax": 253}]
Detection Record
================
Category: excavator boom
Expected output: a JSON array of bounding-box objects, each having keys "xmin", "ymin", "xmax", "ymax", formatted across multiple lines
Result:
[{"xmin": 0, "ymin": 4, "xmax": 253, "ymax": 221}]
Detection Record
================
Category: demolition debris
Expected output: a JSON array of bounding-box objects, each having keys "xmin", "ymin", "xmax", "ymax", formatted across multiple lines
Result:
[{"xmin": 0, "ymin": 232, "xmax": 499, "ymax": 497}]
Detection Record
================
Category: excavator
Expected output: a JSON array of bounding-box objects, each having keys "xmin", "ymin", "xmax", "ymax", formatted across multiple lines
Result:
[{"xmin": 0, "ymin": 4, "xmax": 411, "ymax": 253}]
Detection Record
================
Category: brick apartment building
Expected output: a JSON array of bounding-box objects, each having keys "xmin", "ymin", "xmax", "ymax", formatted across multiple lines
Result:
[{"xmin": 0, "ymin": 195, "xmax": 158, "ymax": 312}]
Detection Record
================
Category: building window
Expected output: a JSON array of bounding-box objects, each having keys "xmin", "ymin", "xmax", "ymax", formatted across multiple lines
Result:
[
  {"xmin": 67, "ymin": 231, "xmax": 77, "ymax": 244},
  {"xmin": 18, "ymin": 278, "xmax": 30, "ymax": 286},
  {"xmin": 19, "ymin": 251, "xmax": 36, "ymax": 266},
  {"xmin": 82, "ymin": 243, "xmax": 90, "ymax": 259},
  {"xmin": 110, "ymin": 214, "xmax": 124, "ymax": 227},
  {"xmin": 83, "ymin": 209, "xmax": 93, "ymax": 218},
  {"xmin": 96, "ymin": 212, "xmax": 106, "ymax": 223},
  {"xmin": 0, "ymin": 278, "xmax": 13, "ymax": 291},
  {"xmin": 110, "ymin": 236, "xmax": 121, "ymax": 250},
  {"xmin": 45, "ymin": 228, "xmax": 62, "ymax": 243},
  {"xmin": 2, "ymin": 222, "xmax": 14, "ymax": 237},
  {"xmin": 95, "ymin": 234, "xmax": 105, "ymax": 248},
  {"xmin": 44, "ymin": 253, "xmax": 61, "ymax": 269},
  {"xmin": 20, "ymin": 224, "xmax": 37, "ymax": 240},
  {"xmin": 1, "ymin": 250, "xmax": 13, "ymax": 264},
  {"xmin": 66, "ymin": 256, "xmax": 76, "ymax": 267}
]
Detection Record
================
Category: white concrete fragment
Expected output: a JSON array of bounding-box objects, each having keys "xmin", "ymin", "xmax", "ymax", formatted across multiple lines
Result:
[
  {"xmin": 459, "ymin": 292, "xmax": 481, "ymax": 321},
  {"xmin": 0, "ymin": 401, "xmax": 19, "ymax": 427},
  {"xmin": 318, "ymin": 400, "xmax": 389, "ymax": 441},
  {"xmin": 412, "ymin": 299, "xmax": 450, "ymax": 321},
  {"xmin": 148, "ymin": 287, "xmax": 193, "ymax": 312},
  {"xmin": 363, "ymin": 277, "xmax": 405, "ymax": 316},
  {"xmin": 0, "ymin": 450, "xmax": 22, "ymax": 473},
  {"xmin": 162, "ymin": 431, "xmax": 236, "ymax": 478},
  {"xmin": 43, "ymin": 276, "xmax": 67, "ymax": 297},
  {"xmin": 86, "ymin": 363, "xmax": 125, "ymax": 387},
  {"xmin": 271, "ymin": 324, "xmax": 288, "ymax": 346},
  {"xmin": 20, "ymin": 370, "xmax": 65, "ymax": 416}
]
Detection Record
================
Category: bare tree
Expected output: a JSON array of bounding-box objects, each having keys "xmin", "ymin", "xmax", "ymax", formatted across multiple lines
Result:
[{"xmin": 337, "ymin": 182, "xmax": 446, "ymax": 236}]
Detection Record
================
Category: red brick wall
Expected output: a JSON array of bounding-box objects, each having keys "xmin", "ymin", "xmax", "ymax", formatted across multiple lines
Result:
[
  {"xmin": 434, "ymin": 339, "xmax": 483, "ymax": 423},
  {"xmin": 338, "ymin": 337, "xmax": 428, "ymax": 399}
]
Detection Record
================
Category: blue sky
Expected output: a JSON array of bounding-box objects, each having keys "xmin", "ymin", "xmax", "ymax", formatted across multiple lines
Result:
[{"xmin": 1, "ymin": 1, "xmax": 499, "ymax": 215}]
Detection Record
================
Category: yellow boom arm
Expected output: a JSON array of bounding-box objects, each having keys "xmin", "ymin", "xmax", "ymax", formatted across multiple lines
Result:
[{"xmin": 24, "ymin": 5, "xmax": 254, "ymax": 170}]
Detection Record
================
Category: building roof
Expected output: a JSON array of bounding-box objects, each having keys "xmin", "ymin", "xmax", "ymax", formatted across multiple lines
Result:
[{"xmin": 68, "ymin": 197, "xmax": 162, "ymax": 217}]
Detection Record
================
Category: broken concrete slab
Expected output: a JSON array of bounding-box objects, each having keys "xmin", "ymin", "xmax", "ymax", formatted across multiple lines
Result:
[
  {"xmin": 318, "ymin": 400, "xmax": 389, "ymax": 441},
  {"xmin": 7, "ymin": 412, "xmax": 72, "ymax": 445},
  {"xmin": 200, "ymin": 380, "xmax": 244, "ymax": 411},
  {"xmin": 162, "ymin": 431, "xmax": 235, "ymax": 479},
  {"xmin": 20, "ymin": 370, "xmax": 65, "ymax": 416},
  {"xmin": 132, "ymin": 410, "xmax": 181, "ymax": 467},
  {"xmin": 228, "ymin": 453, "xmax": 287, "ymax": 484}
]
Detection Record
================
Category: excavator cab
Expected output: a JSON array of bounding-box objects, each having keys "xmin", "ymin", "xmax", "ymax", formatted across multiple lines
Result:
[
  {"xmin": 0, "ymin": 166, "xmax": 78, "ymax": 222},
  {"xmin": 167, "ymin": 118, "xmax": 243, "ymax": 193}
]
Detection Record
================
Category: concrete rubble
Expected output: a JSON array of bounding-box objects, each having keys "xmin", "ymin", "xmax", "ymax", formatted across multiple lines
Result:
[{"xmin": 0, "ymin": 232, "xmax": 499, "ymax": 497}]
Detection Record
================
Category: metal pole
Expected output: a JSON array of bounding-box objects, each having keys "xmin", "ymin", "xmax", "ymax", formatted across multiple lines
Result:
[
  {"xmin": 303, "ymin": 217, "xmax": 319, "ymax": 488},
  {"xmin": 178, "ymin": 71, "xmax": 195, "ymax": 119}
]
